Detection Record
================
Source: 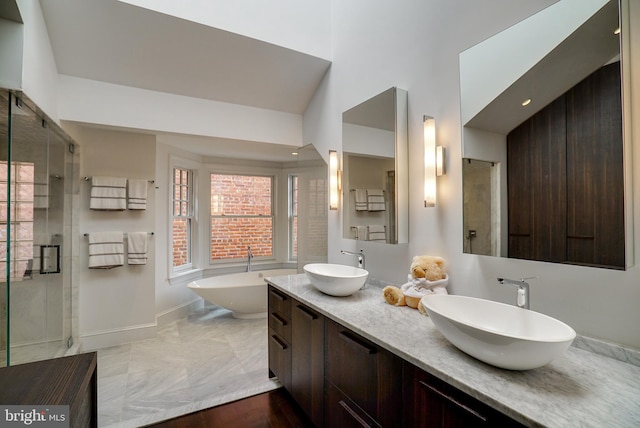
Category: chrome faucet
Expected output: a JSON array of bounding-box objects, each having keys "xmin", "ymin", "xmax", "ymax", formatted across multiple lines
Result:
[
  {"xmin": 497, "ymin": 277, "xmax": 533, "ymax": 309},
  {"xmin": 246, "ymin": 246, "xmax": 253, "ymax": 272},
  {"xmin": 341, "ymin": 249, "xmax": 365, "ymax": 269}
]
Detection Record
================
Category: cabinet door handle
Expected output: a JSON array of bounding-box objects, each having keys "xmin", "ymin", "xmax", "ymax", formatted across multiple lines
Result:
[
  {"xmin": 270, "ymin": 335, "xmax": 288, "ymax": 350},
  {"xmin": 269, "ymin": 289, "xmax": 287, "ymax": 302},
  {"xmin": 418, "ymin": 380, "xmax": 487, "ymax": 422},
  {"xmin": 338, "ymin": 331, "xmax": 377, "ymax": 355},
  {"xmin": 270, "ymin": 313, "xmax": 288, "ymax": 327},
  {"xmin": 338, "ymin": 400, "xmax": 371, "ymax": 428},
  {"xmin": 295, "ymin": 304, "xmax": 318, "ymax": 320}
]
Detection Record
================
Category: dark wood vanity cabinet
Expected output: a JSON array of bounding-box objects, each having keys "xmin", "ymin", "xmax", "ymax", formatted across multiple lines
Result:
[
  {"xmin": 403, "ymin": 363, "xmax": 525, "ymax": 428},
  {"xmin": 268, "ymin": 286, "xmax": 324, "ymax": 427},
  {"xmin": 291, "ymin": 301, "xmax": 325, "ymax": 427},
  {"xmin": 324, "ymin": 318, "xmax": 403, "ymax": 428},
  {"xmin": 268, "ymin": 285, "xmax": 292, "ymax": 391},
  {"xmin": 268, "ymin": 286, "xmax": 522, "ymax": 428}
]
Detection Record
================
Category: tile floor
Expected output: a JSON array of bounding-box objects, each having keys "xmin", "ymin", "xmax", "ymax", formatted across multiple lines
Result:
[{"xmin": 97, "ymin": 304, "xmax": 280, "ymax": 427}]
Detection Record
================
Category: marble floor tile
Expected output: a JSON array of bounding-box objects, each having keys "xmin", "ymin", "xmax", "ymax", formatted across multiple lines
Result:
[{"xmin": 98, "ymin": 304, "xmax": 280, "ymax": 428}]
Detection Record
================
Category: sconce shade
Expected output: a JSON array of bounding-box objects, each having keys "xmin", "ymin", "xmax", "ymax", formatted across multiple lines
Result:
[
  {"xmin": 329, "ymin": 150, "xmax": 339, "ymax": 210},
  {"xmin": 436, "ymin": 146, "xmax": 445, "ymax": 176},
  {"xmin": 424, "ymin": 116, "xmax": 437, "ymax": 207}
]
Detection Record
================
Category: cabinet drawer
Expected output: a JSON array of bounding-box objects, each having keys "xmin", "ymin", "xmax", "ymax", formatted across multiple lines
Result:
[
  {"xmin": 325, "ymin": 318, "xmax": 402, "ymax": 426},
  {"xmin": 403, "ymin": 362, "xmax": 525, "ymax": 427},
  {"xmin": 268, "ymin": 285, "xmax": 291, "ymax": 317},
  {"xmin": 268, "ymin": 328, "xmax": 291, "ymax": 391},
  {"xmin": 268, "ymin": 311, "xmax": 291, "ymax": 342},
  {"xmin": 325, "ymin": 382, "xmax": 381, "ymax": 428}
]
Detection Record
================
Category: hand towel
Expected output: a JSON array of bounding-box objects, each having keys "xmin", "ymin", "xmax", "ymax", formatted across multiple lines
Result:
[
  {"xmin": 368, "ymin": 224, "xmax": 386, "ymax": 242},
  {"xmin": 367, "ymin": 189, "xmax": 386, "ymax": 211},
  {"xmin": 88, "ymin": 231, "xmax": 124, "ymax": 269},
  {"xmin": 354, "ymin": 189, "xmax": 368, "ymax": 211},
  {"xmin": 127, "ymin": 179, "xmax": 148, "ymax": 210},
  {"xmin": 90, "ymin": 176, "xmax": 127, "ymax": 210},
  {"xmin": 127, "ymin": 232, "xmax": 148, "ymax": 265},
  {"xmin": 352, "ymin": 226, "xmax": 368, "ymax": 240},
  {"xmin": 33, "ymin": 182, "xmax": 49, "ymax": 209}
]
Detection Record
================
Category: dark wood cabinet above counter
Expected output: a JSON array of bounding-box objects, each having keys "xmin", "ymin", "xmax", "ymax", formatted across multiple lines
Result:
[{"xmin": 507, "ymin": 61, "xmax": 624, "ymax": 268}]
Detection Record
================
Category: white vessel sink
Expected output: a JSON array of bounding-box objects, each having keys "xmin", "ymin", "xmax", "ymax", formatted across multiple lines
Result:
[
  {"xmin": 421, "ymin": 294, "xmax": 576, "ymax": 370},
  {"xmin": 303, "ymin": 263, "xmax": 368, "ymax": 297}
]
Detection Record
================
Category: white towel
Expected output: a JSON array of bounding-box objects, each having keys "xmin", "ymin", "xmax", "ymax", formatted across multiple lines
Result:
[
  {"xmin": 127, "ymin": 179, "xmax": 148, "ymax": 210},
  {"xmin": 354, "ymin": 189, "xmax": 368, "ymax": 211},
  {"xmin": 368, "ymin": 224, "xmax": 386, "ymax": 242},
  {"xmin": 127, "ymin": 232, "xmax": 148, "ymax": 265},
  {"xmin": 90, "ymin": 176, "xmax": 127, "ymax": 210},
  {"xmin": 33, "ymin": 182, "xmax": 49, "ymax": 209},
  {"xmin": 352, "ymin": 226, "xmax": 368, "ymax": 240},
  {"xmin": 88, "ymin": 231, "xmax": 124, "ymax": 269},
  {"xmin": 367, "ymin": 189, "xmax": 386, "ymax": 211}
]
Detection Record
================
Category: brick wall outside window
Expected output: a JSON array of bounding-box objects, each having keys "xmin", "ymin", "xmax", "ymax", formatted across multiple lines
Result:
[
  {"xmin": 210, "ymin": 174, "xmax": 273, "ymax": 261},
  {"xmin": 172, "ymin": 218, "xmax": 189, "ymax": 267}
]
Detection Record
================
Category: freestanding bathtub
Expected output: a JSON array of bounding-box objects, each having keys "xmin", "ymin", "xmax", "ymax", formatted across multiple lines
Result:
[{"xmin": 187, "ymin": 269, "xmax": 297, "ymax": 319}]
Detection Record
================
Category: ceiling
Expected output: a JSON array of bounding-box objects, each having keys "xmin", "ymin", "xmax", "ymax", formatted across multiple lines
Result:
[
  {"xmin": 465, "ymin": 0, "xmax": 620, "ymax": 135},
  {"xmin": 342, "ymin": 87, "xmax": 396, "ymax": 132},
  {"xmin": 37, "ymin": 0, "xmax": 331, "ymax": 161}
]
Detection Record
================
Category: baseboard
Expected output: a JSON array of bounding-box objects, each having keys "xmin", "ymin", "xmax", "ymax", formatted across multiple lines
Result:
[
  {"xmin": 80, "ymin": 323, "xmax": 157, "ymax": 351},
  {"xmin": 156, "ymin": 298, "xmax": 203, "ymax": 326}
]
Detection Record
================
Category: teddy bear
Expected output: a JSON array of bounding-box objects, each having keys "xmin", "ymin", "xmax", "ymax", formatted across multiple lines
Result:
[
  {"xmin": 411, "ymin": 255, "xmax": 447, "ymax": 282},
  {"xmin": 383, "ymin": 255, "xmax": 448, "ymax": 312}
]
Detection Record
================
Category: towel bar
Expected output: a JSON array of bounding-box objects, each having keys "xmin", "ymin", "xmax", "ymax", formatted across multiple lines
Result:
[
  {"xmin": 83, "ymin": 232, "xmax": 154, "ymax": 237},
  {"xmin": 83, "ymin": 176, "xmax": 154, "ymax": 184}
]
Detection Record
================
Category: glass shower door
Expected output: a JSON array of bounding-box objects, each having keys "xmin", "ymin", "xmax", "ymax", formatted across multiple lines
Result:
[{"xmin": 0, "ymin": 90, "xmax": 74, "ymax": 366}]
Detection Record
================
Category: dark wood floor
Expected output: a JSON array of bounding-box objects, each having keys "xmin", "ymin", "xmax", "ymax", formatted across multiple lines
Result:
[{"xmin": 145, "ymin": 388, "xmax": 313, "ymax": 428}]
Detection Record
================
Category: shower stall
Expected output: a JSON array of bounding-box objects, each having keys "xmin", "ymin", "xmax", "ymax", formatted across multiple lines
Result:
[{"xmin": 0, "ymin": 90, "xmax": 78, "ymax": 367}]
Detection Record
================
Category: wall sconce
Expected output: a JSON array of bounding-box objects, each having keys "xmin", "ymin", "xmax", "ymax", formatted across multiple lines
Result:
[
  {"xmin": 329, "ymin": 150, "xmax": 340, "ymax": 210},
  {"xmin": 423, "ymin": 116, "xmax": 437, "ymax": 207}
]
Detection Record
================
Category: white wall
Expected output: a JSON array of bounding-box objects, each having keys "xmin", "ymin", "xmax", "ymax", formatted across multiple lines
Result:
[
  {"xmin": 76, "ymin": 127, "xmax": 157, "ymax": 350},
  {"xmin": 15, "ymin": 0, "xmax": 59, "ymax": 122},
  {"xmin": 304, "ymin": 0, "xmax": 640, "ymax": 350},
  {"xmin": 57, "ymin": 75, "xmax": 304, "ymax": 148},
  {"xmin": 0, "ymin": 18, "xmax": 23, "ymax": 89}
]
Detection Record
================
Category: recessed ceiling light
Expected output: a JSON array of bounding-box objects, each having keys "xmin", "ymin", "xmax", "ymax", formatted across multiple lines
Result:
[
  {"xmin": 291, "ymin": 152, "xmax": 299, "ymax": 156},
  {"xmin": 522, "ymin": 98, "xmax": 532, "ymax": 107}
]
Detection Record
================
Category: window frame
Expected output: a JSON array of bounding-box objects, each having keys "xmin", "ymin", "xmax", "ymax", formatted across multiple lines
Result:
[
  {"xmin": 169, "ymin": 160, "xmax": 198, "ymax": 276},
  {"xmin": 289, "ymin": 174, "xmax": 298, "ymax": 261}
]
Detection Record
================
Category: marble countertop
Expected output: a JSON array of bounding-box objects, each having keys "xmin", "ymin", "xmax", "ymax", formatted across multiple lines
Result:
[{"xmin": 265, "ymin": 273, "xmax": 640, "ymax": 428}]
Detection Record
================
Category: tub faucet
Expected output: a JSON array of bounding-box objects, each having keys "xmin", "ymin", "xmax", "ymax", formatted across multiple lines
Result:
[
  {"xmin": 497, "ymin": 277, "xmax": 533, "ymax": 309},
  {"xmin": 246, "ymin": 246, "xmax": 253, "ymax": 272},
  {"xmin": 341, "ymin": 249, "xmax": 365, "ymax": 270}
]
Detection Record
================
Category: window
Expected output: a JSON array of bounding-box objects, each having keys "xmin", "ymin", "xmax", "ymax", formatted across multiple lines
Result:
[
  {"xmin": 172, "ymin": 167, "xmax": 194, "ymax": 271},
  {"xmin": 0, "ymin": 161, "xmax": 35, "ymax": 280},
  {"xmin": 289, "ymin": 175, "xmax": 298, "ymax": 260},
  {"xmin": 210, "ymin": 174, "xmax": 273, "ymax": 262}
]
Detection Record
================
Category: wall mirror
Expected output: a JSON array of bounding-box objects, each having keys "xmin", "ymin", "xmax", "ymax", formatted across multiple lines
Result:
[
  {"xmin": 459, "ymin": 0, "xmax": 633, "ymax": 269},
  {"xmin": 341, "ymin": 87, "xmax": 408, "ymax": 244}
]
